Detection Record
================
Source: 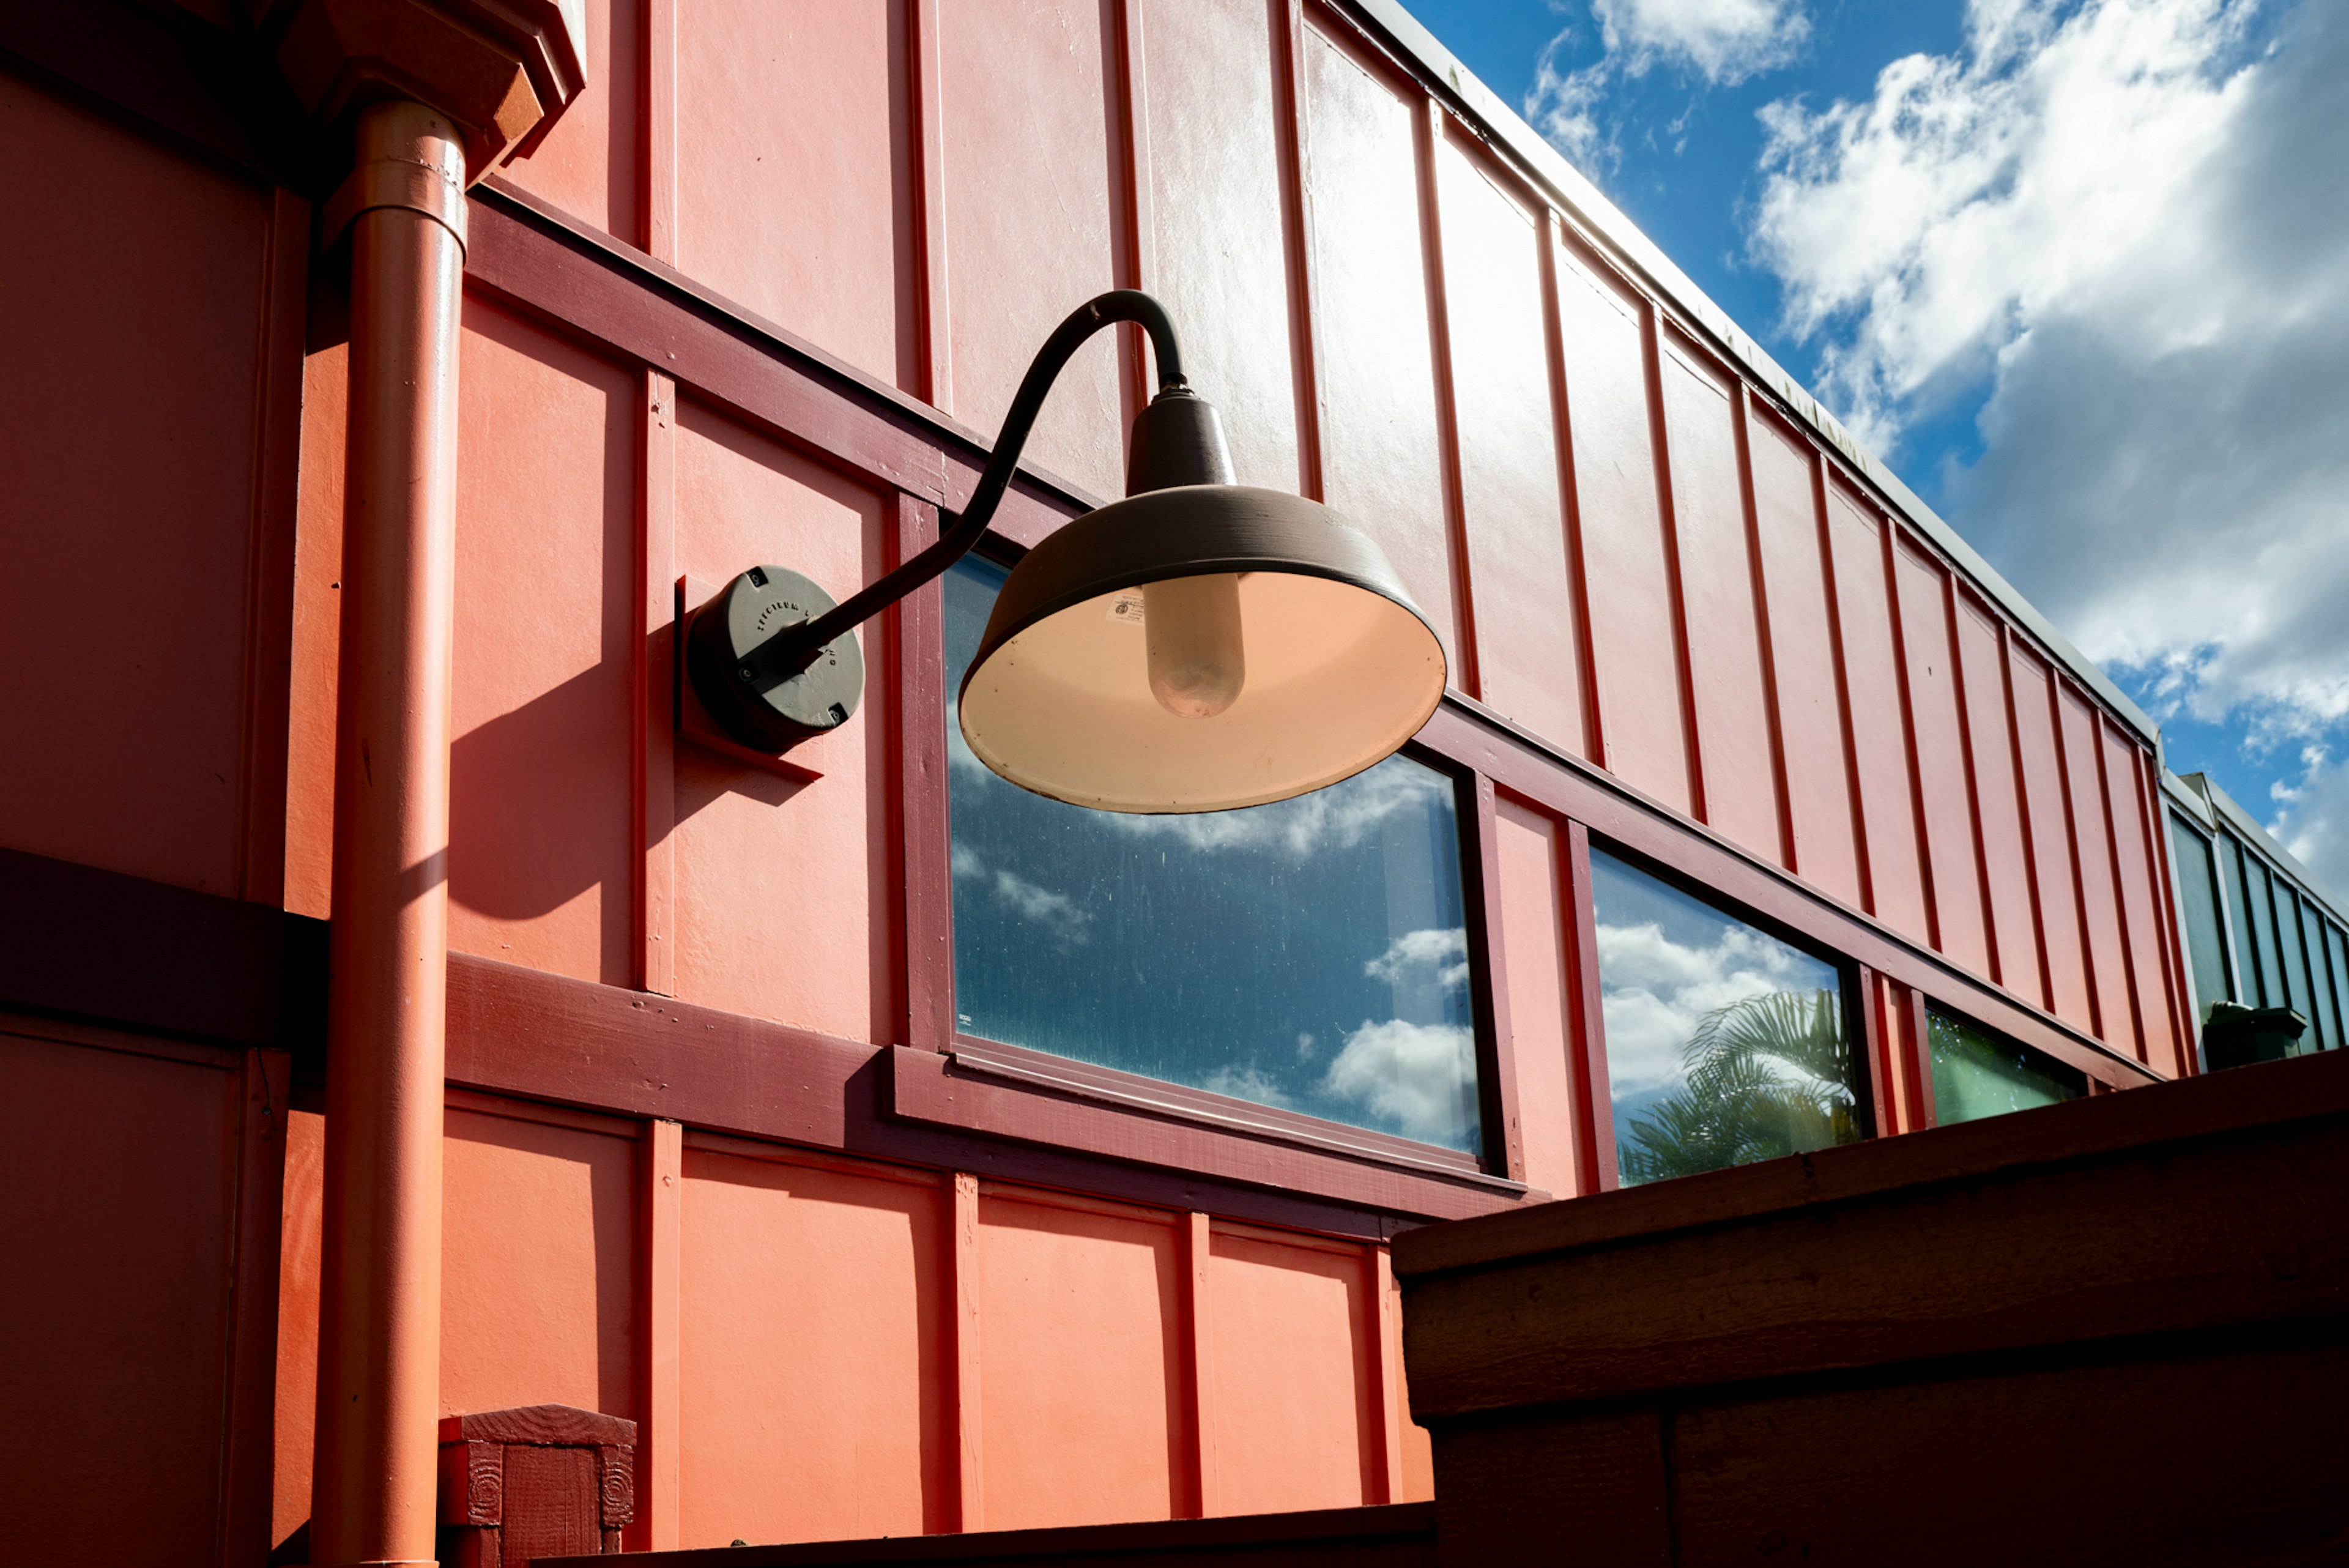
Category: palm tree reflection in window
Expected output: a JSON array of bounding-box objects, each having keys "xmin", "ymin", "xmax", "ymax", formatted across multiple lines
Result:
[
  {"xmin": 1589, "ymin": 846, "xmax": 1863, "ymax": 1187},
  {"xmin": 1616, "ymin": 987, "xmax": 1857, "ymax": 1186}
]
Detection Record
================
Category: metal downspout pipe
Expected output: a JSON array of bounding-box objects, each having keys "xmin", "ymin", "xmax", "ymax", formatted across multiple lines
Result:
[{"xmin": 311, "ymin": 98, "xmax": 468, "ymax": 1568}]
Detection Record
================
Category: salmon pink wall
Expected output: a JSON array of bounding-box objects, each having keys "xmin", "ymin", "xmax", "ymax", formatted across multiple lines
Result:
[
  {"xmin": 1204, "ymin": 1225, "xmax": 1381, "ymax": 1516},
  {"xmin": 673, "ymin": 0, "xmax": 919, "ymax": 394},
  {"xmin": 678, "ymin": 1142, "xmax": 947, "ymax": 1545},
  {"xmin": 1, "ymin": 1020, "xmax": 280, "ymax": 1564},
  {"xmin": 1493, "ymin": 795, "xmax": 1586, "ymax": 1201},
  {"xmin": 1136, "ymin": 0, "xmax": 1305, "ymax": 494},
  {"xmin": 495, "ymin": 0, "xmax": 644, "ymax": 246},
  {"xmin": 270, "ymin": 1102, "xmax": 1412, "ymax": 1548},
  {"xmin": 440, "ymin": 1104, "xmax": 638, "ymax": 1419},
  {"xmin": 1437, "ymin": 132, "xmax": 1581, "ymax": 748},
  {"xmin": 669, "ymin": 401, "xmax": 895, "ymax": 1039},
  {"xmin": 1299, "ymin": 21, "xmax": 1460, "ymax": 670},
  {"xmin": 448, "ymin": 304, "xmax": 640, "ymax": 986},
  {"xmin": 971, "ymin": 1190, "xmax": 1184, "ymax": 1530},
  {"xmin": 0, "ymin": 73, "xmax": 298, "ymax": 902}
]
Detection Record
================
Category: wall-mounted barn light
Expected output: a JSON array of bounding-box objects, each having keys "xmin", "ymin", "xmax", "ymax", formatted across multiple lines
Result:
[{"xmin": 684, "ymin": 291, "xmax": 1444, "ymax": 814}]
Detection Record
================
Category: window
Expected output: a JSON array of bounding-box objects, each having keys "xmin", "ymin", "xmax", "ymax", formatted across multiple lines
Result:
[
  {"xmin": 1587, "ymin": 845, "xmax": 1860, "ymax": 1186},
  {"xmin": 2215, "ymin": 833, "xmax": 2260, "ymax": 1008},
  {"xmin": 2326, "ymin": 924, "xmax": 2349, "ymax": 1052},
  {"xmin": 2167, "ymin": 812, "xmax": 2235, "ymax": 1024},
  {"xmin": 2243, "ymin": 856, "xmax": 2287, "ymax": 1013},
  {"xmin": 943, "ymin": 555, "xmax": 1483, "ymax": 1154},
  {"xmin": 2273, "ymin": 880, "xmax": 2318, "ymax": 1041},
  {"xmin": 1926, "ymin": 1006, "xmax": 2084, "ymax": 1123}
]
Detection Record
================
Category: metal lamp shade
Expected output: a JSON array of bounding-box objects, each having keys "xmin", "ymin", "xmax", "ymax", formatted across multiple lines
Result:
[{"xmin": 959, "ymin": 485, "xmax": 1447, "ymax": 813}]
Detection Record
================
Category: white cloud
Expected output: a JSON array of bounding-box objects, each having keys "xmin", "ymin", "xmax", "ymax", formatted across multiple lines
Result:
[
  {"xmin": 1594, "ymin": 0, "xmax": 1811, "ymax": 83},
  {"xmin": 1322, "ymin": 1019, "xmax": 1479, "ymax": 1146},
  {"xmin": 1595, "ymin": 920, "xmax": 1814, "ymax": 1095},
  {"xmin": 949, "ymin": 841, "xmax": 1093, "ymax": 945},
  {"xmin": 1748, "ymin": 0, "xmax": 2349, "ymax": 893},
  {"xmin": 1529, "ymin": 0, "xmax": 1810, "ymax": 168},
  {"xmin": 1202, "ymin": 1063, "xmax": 1294, "ymax": 1109},
  {"xmin": 1751, "ymin": 0, "xmax": 2260, "ymax": 445},
  {"xmin": 1364, "ymin": 927, "xmax": 1471, "ymax": 991},
  {"xmin": 2269, "ymin": 746, "xmax": 2349, "ymax": 893},
  {"xmin": 1527, "ymin": 31, "xmax": 1616, "ymax": 169},
  {"xmin": 1100, "ymin": 755, "xmax": 1449, "ymax": 856}
]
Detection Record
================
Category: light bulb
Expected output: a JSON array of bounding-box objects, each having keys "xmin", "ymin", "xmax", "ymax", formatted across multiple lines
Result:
[{"xmin": 1143, "ymin": 572, "xmax": 1246, "ymax": 718}]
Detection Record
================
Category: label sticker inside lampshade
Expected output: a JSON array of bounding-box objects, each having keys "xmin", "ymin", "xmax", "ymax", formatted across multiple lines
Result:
[{"xmin": 1105, "ymin": 590, "xmax": 1146, "ymax": 625}]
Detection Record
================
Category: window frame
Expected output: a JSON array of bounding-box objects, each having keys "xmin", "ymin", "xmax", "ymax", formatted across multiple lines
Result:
[
  {"xmin": 1912, "ymin": 998, "xmax": 2088, "ymax": 1131},
  {"xmin": 1578, "ymin": 830, "xmax": 1880, "ymax": 1184},
  {"xmin": 2164, "ymin": 806, "xmax": 2243, "ymax": 1028}
]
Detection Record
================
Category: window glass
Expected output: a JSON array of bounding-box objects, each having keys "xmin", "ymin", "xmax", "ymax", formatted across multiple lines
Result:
[
  {"xmin": 1587, "ymin": 847, "xmax": 1859, "ymax": 1186},
  {"xmin": 944, "ymin": 556, "xmax": 1482, "ymax": 1154},
  {"xmin": 2244, "ymin": 857, "xmax": 2285, "ymax": 1011},
  {"xmin": 2292, "ymin": 902, "xmax": 2330, "ymax": 1048},
  {"xmin": 2327, "ymin": 926, "xmax": 2349, "ymax": 1052},
  {"xmin": 1926, "ymin": 1006, "xmax": 2085, "ymax": 1124},
  {"xmin": 2167, "ymin": 812, "xmax": 2233, "ymax": 1023},
  {"xmin": 2273, "ymin": 880, "xmax": 2316, "ymax": 1042},
  {"xmin": 2216, "ymin": 833, "xmax": 2260, "ymax": 1007}
]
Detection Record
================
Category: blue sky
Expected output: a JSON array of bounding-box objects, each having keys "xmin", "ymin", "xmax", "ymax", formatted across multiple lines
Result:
[{"xmin": 1404, "ymin": 0, "xmax": 2349, "ymax": 896}]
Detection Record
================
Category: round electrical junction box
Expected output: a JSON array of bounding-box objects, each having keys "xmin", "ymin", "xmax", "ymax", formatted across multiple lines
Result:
[{"xmin": 686, "ymin": 565, "xmax": 864, "ymax": 751}]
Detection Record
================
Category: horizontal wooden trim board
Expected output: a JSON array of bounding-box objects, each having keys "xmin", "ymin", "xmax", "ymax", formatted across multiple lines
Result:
[
  {"xmin": 0, "ymin": 847, "xmax": 1506, "ymax": 1238},
  {"xmin": 1394, "ymin": 1044, "xmax": 2349, "ymax": 1280},
  {"xmin": 1393, "ymin": 1046, "xmax": 2349, "ymax": 1413},
  {"xmin": 941, "ymin": 1036, "xmax": 1498, "ymax": 1181},
  {"xmin": 443, "ymin": 954, "xmax": 1527, "ymax": 1233},
  {"xmin": 0, "ymin": 846, "xmax": 325, "ymax": 1057},
  {"xmin": 533, "ymin": 1501, "xmax": 1438, "ymax": 1567},
  {"xmin": 893, "ymin": 1044, "xmax": 1535, "ymax": 1224},
  {"xmin": 464, "ymin": 181, "xmax": 1086, "ymax": 552}
]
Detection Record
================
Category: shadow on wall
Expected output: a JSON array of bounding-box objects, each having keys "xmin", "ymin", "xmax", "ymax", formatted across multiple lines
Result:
[{"xmin": 447, "ymin": 624, "xmax": 819, "ymax": 976}]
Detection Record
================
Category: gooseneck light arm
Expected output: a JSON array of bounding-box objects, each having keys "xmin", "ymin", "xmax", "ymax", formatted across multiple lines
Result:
[{"xmin": 740, "ymin": 290, "xmax": 1187, "ymax": 688}]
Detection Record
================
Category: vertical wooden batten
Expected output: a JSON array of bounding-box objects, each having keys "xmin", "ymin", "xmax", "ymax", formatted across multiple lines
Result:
[
  {"xmin": 2000, "ymin": 623, "xmax": 2060, "ymax": 1013},
  {"xmin": 633, "ymin": 1118, "xmax": 683, "ymax": 1550},
  {"xmin": 1369, "ymin": 1247, "xmax": 1406, "ymax": 1507},
  {"xmin": 1879, "ymin": 518, "xmax": 1945, "ymax": 954},
  {"xmin": 1813, "ymin": 456, "xmax": 1879, "ymax": 921},
  {"xmin": 1465, "ymin": 775, "xmax": 1526, "ymax": 1183},
  {"xmin": 1108, "ymin": 0, "xmax": 1155, "ymax": 422},
  {"xmin": 643, "ymin": 0, "xmax": 678, "ymax": 264},
  {"xmin": 1413, "ymin": 101, "xmax": 1477, "ymax": 700},
  {"xmin": 2092, "ymin": 717, "xmax": 2151, "ymax": 1062},
  {"xmin": 1942, "ymin": 565, "xmax": 2005, "ymax": 990},
  {"xmin": 908, "ymin": 0, "xmax": 951, "ymax": 412},
  {"xmin": 636, "ymin": 367, "xmax": 677, "ymax": 997},
  {"xmin": 1561, "ymin": 820, "xmax": 1617, "ymax": 1193},
  {"xmin": 634, "ymin": 0, "xmax": 677, "ymax": 1000},
  {"xmin": 1905, "ymin": 981, "xmax": 1940, "ymax": 1131},
  {"xmin": 240, "ymin": 186, "xmax": 310, "ymax": 908},
  {"xmin": 1271, "ymin": 0, "xmax": 1329, "ymax": 502},
  {"xmin": 1729, "ymin": 384, "xmax": 1797, "ymax": 875},
  {"xmin": 223, "ymin": 1046, "xmax": 296, "ymax": 1568},
  {"xmin": 1182, "ymin": 1209, "xmax": 1219, "ymax": 1519},
  {"xmin": 1638, "ymin": 297, "xmax": 1705, "ymax": 830},
  {"xmin": 950, "ymin": 1170, "xmax": 985, "ymax": 1532},
  {"xmin": 1540, "ymin": 212, "xmax": 1605, "ymax": 768},
  {"xmin": 892, "ymin": 494, "xmax": 954, "ymax": 1053}
]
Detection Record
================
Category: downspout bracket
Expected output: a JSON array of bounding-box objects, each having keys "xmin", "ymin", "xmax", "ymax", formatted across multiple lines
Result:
[{"xmin": 322, "ymin": 154, "xmax": 469, "ymax": 255}]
